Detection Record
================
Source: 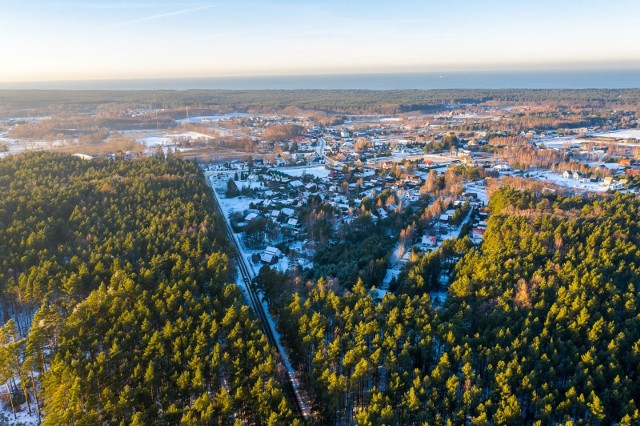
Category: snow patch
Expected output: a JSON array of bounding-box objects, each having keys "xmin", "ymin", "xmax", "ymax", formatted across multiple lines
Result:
[{"xmin": 275, "ymin": 166, "xmax": 331, "ymax": 179}]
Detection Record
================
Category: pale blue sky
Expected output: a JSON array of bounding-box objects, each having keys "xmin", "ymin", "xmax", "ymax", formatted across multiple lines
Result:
[{"xmin": 1, "ymin": 0, "xmax": 639, "ymax": 82}]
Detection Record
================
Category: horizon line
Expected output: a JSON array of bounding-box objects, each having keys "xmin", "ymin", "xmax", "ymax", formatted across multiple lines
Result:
[
  {"xmin": 2, "ymin": 62, "xmax": 640, "ymax": 86},
  {"xmin": 0, "ymin": 64, "xmax": 640, "ymax": 86}
]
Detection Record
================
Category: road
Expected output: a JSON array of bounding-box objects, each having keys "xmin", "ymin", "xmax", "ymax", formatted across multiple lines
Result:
[
  {"xmin": 204, "ymin": 171, "xmax": 311, "ymax": 421},
  {"xmin": 316, "ymin": 137, "xmax": 341, "ymax": 167}
]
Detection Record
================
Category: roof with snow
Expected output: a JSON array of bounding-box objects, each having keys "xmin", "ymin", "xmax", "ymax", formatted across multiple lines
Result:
[
  {"xmin": 244, "ymin": 212, "xmax": 258, "ymax": 222},
  {"xmin": 422, "ymin": 235, "xmax": 438, "ymax": 246},
  {"xmin": 265, "ymin": 246, "xmax": 283, "ymax": 257},
  {"xmin": 260, "ymin": 253, "xmax": 277, "ymax": 264},
  {"xmin": 281, "ymin": 208, "xmax": 295, "ymax": 217}
]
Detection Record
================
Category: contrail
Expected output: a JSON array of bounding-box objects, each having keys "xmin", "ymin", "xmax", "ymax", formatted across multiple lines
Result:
[{"xmin": 116, "ymin": 4, "xmax": 216, "ymax": 26}]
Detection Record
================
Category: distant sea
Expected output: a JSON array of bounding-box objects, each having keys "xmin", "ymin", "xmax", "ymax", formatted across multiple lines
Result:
[{"xmin": 1, "ymin": 69, "xmax": 640, "ymax": 90}]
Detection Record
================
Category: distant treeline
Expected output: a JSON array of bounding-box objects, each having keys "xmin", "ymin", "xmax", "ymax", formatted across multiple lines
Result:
[{"xmin": 1, "ymin": 89, "xmax": 640, "ymax": 116}]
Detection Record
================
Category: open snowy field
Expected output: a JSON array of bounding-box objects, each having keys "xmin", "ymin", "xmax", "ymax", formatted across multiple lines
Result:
[
  {"xmin": 211, "ymin": 173, "xmax": 262, "ymax": 213},
  {"xmin": 176, "ymin": 113, "xmax": 251, "ymax": 124},
  {"xmin": 276, "ymin": 165, "xmax": 331, "ymax": 179},
  {"xmin": 530, "ymin": 171, "xmax": 610, "ymax": 192},
  {"xmin": 137, "ymin": 131, "xmax": 213, "ymax": 147},
  {"xmin": 423, "ymin": 154, "xmax": 458, "ymax": 163},
  {"xmin": 464, "ymin": 181, "xmax": 489, "ymax": 205},
  {"xmin": 538, "ymin": 130, "xmax": 640, "ymax": 148},
  {"xmin": 596, "ymin": 129, "xmax": 640, "ymax": 140},
  {"xmin": 135, "ymin": 131, "xmax": 214, "ymax": 153},
  {"xmin": 537, "ymin": 136, "xmax": 585, "ymax": 148},
  {"xmin": 0, "ymin": 137, "xmax": 67, "ymax": 158}
]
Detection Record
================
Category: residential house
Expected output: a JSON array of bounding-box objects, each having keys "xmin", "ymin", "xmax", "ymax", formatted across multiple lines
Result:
[
  {"xmin": 244, "ymin": 212, "xmax": 258, "ymax": 222},
  {"xmin": 471, "ymin": 228, "xmax": 486, "ymax": 242},
  {"xmin": 260, "ymin": 246, "xmax": 283, "ymax": 265},
  {"xmin": 421, "ymin": 235, "xmax": 437, "ymax": 248}
]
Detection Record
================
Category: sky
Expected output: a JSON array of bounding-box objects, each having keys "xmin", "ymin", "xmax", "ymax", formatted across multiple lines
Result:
[{"xmin": 1, "ymin": 0, "xmax": 640, "ymax": 82}]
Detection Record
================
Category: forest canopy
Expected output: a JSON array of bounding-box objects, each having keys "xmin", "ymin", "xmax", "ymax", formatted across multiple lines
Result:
[
  {"xmin": 1, "ymin": 88, "xmax": 640, "ymax": 117},
  {"xmin": 2, "ymin": 152, "xmax": 640, "ymax": 425},
  {"xmin": 0, "ymin": 153, "xmax": 296, "ymax": 425},
  {"xmin": 272, "ymin": 188, "xmax": 640, "ymax": 425}
]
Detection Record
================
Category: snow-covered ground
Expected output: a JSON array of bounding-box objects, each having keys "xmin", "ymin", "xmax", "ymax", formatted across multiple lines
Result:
[
  {"xmin": 438, "ymin": 209, "xmax": 473, "ymax": 243},
  {"xmin": 137, "ymin": 135, "xmax": 170, "ymax": 148},
  {"xmin": 537, "ymin": 129, "xmax": 640, "ymax": 148},
  {"xmin": 0, "ymin": 405, "xmax": 39, "ymax": 426},
  {"xmin": 276, "ymin": 165, "xmax": 331, "ymax": 179},
  {"xmin": 377, "ymin": 202, "xmax": 475, "ymax": 303},
  {"xmin": 417, "ymin": 208, "xmax": 475, "ymax": 308},
  {"xmin": 377, "ymin": 243, "xmax": 405, "ymax": 299},
  {"xmin": 464, "ymin": 181, "xmax": 489, "ymax": 205},
  {"xmin": 176, "ymin": 113, "xmax": 251, "ymax": 124},
  {"xmin": 381, "ymin": 268, "xmax": 401, "ymax": 288},
  {"xmin": 206, "ymin": 170, "xmax": 311, "ymax": 419},
  {"xmin": 530, "ymin": 171, "xmax": 610, "ymax": 192},
  {"xmin": 210, "ymin": 172, "xmax": 264, "ymax": 214},
  {"xmin": 175, "ymin": 114, "xmax": 250, "ymax": 138},
  {"xmin": 535, "ymin": 136, "xmax": 586, "ymax": 148},
  {"xmin": 361, "ymin": 168, "xmax": 376, "ymax": 177},
  {"xmin": 423, "ymin": 154, "xmax": 458, "ymax": 164},
  {"xmin": 375, "ymin": 269, "xmax": 399, "ymax": 300},
  {"xmin": 136, "ymin": 131, "xmax": 214, "ymax": 153},
  {"xmin": 209, "ymin": 172, "xmax": 295, "ymax": 275},
  {"xmin": 597, "ymin": 129, "xmax": 640, "ymax": 140},
  {"xmin": 260, "ymin": 299, "xmax": 312, "ymax": 417},
  {"xmin": 288, "ymin": 241, "xmax": 314, "ymax": 270},
  {"xmin": 234, "ymin": 270, "xmax": 250, "ymax": 300},
  {"xmin": 376, "ymin": 242, "xmax": 404, "ymax": 299},
  {"xmin": 0, "ymin": 138, "xmax": 67, "ymax": 158},
  {"xmin": 138, "ymin": 131, "xmax": 213, "ymax": 147},
  {"xmin": 369, "ymin": 152, "xmax": 454, "ymax": 166},
  {"xmin": 0, "ymin": 376, "xmax": 39, "ymax": 426}
]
